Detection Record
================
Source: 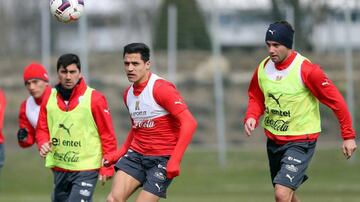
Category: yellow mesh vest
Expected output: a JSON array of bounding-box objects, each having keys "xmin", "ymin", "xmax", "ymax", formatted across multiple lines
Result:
[
  {"xmin": 45, "ymin": 87, "xmax": 102, "ymax": 170},
  {"xmin": 258, "ymin": 54, "xmax": 321, "ymax": 136}
]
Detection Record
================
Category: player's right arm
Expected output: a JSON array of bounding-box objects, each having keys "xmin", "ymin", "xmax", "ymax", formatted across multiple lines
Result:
[
  {"xmin": 244, "ymin": 118, "xmax": 256, "ymax": 137},
  {"xmin": 244, "ymin": 68, "xmax": 265, "ymax": 136},
  {"xmin": 103, "ymin": 129, "xmax": 134, "ymax": 167},
  {"xmin": 103, "ymin": 88, "xmax": 134, "ymax": 167},
  {"xmin": 17, "ymin": 101, "xmax": 36, "ymax": 148}
]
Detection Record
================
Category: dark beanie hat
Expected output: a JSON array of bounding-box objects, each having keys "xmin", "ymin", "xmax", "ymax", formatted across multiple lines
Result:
[{"xmin": 265, "ymin": 21, "xmax": 294, "ymax": 49}]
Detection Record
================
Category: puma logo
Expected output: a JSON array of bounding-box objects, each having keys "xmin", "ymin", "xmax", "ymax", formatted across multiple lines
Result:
[
  {"xmin": 268, "ymin": 93, "xmax": 282, "ymax": 108},
  {"xmin": 155, "ymin": 183, "xmax": 162, "ymax": 192},
  {"xmin": 268, "ymin": 29, "xmax": 276, "ymax": 35},
  {"xmin": 286, "ymin": 174, "xmax": 294, "ymax": 183},
  {"xmin": 58, "ymin": 123, "xmax": 73, "ymax": 136},
  {"xmin": 321, "ymin": 80, "xmax": 330, "ymax": 86},
  {"xmin": 174, "ymin": 101, "xmax": 183, "ymax": 105}
]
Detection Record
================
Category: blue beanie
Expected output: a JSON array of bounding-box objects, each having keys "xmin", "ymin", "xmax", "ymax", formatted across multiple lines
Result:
[{"xmin": 265, "ymin": 22, "xmax": 294, "ymax": 49}]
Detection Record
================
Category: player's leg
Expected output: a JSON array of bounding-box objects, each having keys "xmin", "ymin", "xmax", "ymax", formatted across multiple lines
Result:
[
  {"xmin": 0, "ymin": 144, "xmax": 4, "ymax": 173},
  {"xmin": 107, "ymin": 170, "xmax": 141, "ymax": 202},
  {"xmin": 136, "ymin": 190, "xmax": 160, "ymax": 202},
  {"xmin": 52, "ymin": 171, "xmax": 71, "ymax": 202},
  {"xmin": 274, "ymin": 184, "xmax": 294, "ymax": 202},
  {"xmin": 68, "ymin": 171, "xmax": 98, "ymax": 202},
  {"xmin": 137, "ymin": 155, "xmax": 172, "ymax": 202},
  {"xmin": 107, "ymin": 149, "xmax": 146, "ymax": 202},
  {"xmin": 272, "ymin": 141, "xmax": 316, "ymax": 202}
]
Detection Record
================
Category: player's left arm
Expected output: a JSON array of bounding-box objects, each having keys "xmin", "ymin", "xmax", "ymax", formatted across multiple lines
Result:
[
  {"xmin": 166, "ymin": 110, "xmax": 197, "ymax": 178},
  {"xmin": 154, "ymin": 80, "xmax": 197, "ymax": 178},
  {"xmin": 0, "ymin": 90, "xmax": 6, "ymax": 138},
  {"xmin": 302, "ymin": 62, "xmax": 356, "ymax": 158},
  {"xmin": 91, "ymin": 91, "xmax": 118, "ymax": 182}
]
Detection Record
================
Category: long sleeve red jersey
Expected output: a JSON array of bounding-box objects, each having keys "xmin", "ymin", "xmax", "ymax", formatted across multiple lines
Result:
[
  {"xmin": 0, "ymin": 89, "xmax": 6, "ymax": 144},
  {"xmin": 104, "ymin": 73, "xmax": 197, "ymax": 178},
  {"xmin": 36, "ymin": 79, "xmax": 117, "ymax": 176},
  {"xmin": 18, "ymin": 86, "xmax": 51, "ymax": 148},
  {"xmin": 245, "ymin": 51, "xmax": 355, "ymax": 144}
]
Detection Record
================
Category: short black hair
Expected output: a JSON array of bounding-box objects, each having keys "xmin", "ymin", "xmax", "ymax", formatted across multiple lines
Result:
[
  {"xmin": 57, "ymin": 53, "xmax": 81, "ymax": 72},
  {"xmin": 123, "ymin": 43, "xmax": 150, "ymax": 62}
]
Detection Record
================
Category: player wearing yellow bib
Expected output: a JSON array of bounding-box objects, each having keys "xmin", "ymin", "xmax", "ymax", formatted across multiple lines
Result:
[
  {"xmin": 244, "ymin": 21, "xmax": 356, "ymax": 202},
  {"xmin": 36, "ymin": 53, "xmax": 117, "ymax": 202}
]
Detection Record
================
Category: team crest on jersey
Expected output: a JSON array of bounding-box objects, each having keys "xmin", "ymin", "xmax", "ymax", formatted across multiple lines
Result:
[{"xmin": 135, "ymin": 100, "xmax": 140, "ymax": 111}]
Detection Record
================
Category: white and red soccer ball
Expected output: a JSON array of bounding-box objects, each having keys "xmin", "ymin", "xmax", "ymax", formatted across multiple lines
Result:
[{"xmin": 50, "ymin": 0, "xmax": 84, "ymax": 23}]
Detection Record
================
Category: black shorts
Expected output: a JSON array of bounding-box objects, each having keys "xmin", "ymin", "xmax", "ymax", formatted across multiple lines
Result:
[
  {"xmin": 114, "ymin": 149, "xmax": 172, "ymax": 198},
  {"xmin": 0, "ymin": 143, "xmax": 4, "ymax": 168},
  {"xmin": 52, "ymin": 170, "xmax": 98, "ymax": 202},
  {"xmin": 267, "ymin": 139, "xmax": 316, "ymax": 190}
]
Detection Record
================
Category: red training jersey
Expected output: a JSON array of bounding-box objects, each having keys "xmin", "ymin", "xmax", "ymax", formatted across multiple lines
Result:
[
  {"xmin": 245, "ymin": 51, "xmax": 355, "ymax": 144},
  {"xmin": 18, "ymin": 86, "xmax": 51, "ymax": 148},
  {"xmin": 123, "ymin": 73, "xmax": 189, "ymax": 155},
  {"xmin": 36, "ymin": 79, "xmax": 117, "ymax": 176},
  {"xmin": 0, "ymin": 89, "xmax": 6, "ymax": 144}
]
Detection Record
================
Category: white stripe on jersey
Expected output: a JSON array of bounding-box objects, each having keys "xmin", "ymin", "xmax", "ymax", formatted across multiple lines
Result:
[
  {"xmin": 126, "ymin": 74, "xmax": 169, "ymax": 129},
  {"xmin": 25, "ymin": 96, "xmax": 40, "ymax": 128}
]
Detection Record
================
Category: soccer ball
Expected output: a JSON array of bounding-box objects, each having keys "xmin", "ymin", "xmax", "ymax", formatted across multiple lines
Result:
[{"xmin": 50, "ymin": 0, "xmax": 84, "ymax": 23}]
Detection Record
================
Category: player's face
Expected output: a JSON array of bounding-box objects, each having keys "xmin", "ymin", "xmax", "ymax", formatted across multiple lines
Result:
[
  {"xmin": 123, "ymin": 53, "xmax": 150, "ymax": 85},
  {"xmin": 25, "ymin": 79, "xmax": 48, "ymax": 99},
  {"xmin": 57, "ymin": 64, "xmax": 82, "ymax": 89},
  {"xmin": 266, "ymin": 40, "xmax": 292, "ymax": 64}
]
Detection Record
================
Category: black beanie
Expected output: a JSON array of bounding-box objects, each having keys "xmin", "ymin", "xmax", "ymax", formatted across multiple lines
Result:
[{"xmin": 265, "ymin": 22, "xmax": 294, "ymax": 49}]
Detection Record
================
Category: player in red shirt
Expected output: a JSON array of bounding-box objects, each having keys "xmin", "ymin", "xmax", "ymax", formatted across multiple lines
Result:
[
  {"xmin": 0, "ymin": 88, "xmax": 6, "ymax": 172},
  {"xmin": 244, "ymin": 21, "xmax": 356, "ymax": 202},
  {"xmin": 36, "ymin": 53, "xmax": 117, "ymax": 201},
  {"xmin": 17, "ymin": 63, "xmax": 51, "ymax": 148},
  {"xmin": 103, "ymin": 43, "xmax": 197, "ymax": 202}
]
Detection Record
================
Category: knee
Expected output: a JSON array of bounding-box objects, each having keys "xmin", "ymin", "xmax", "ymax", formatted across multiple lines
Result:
[
  {"xmin": 106, "ymin": 193, "xmax": 125, "ymax": 202},
  {"xmin": 274, "ymin": 188, "xmax": 293, "ymax": 202},
  {"xmin": 106, "ymin": 194, "xmax": 115, "ymax": 202}
]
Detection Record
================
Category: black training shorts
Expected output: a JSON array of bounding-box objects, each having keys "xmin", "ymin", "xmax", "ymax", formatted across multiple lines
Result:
[{"xmin": 267, "ymin": 139, "xmax": 316, "ymax": 190}]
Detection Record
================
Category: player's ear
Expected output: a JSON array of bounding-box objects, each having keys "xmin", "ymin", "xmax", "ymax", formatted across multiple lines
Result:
[{"xmin": 146, "ymin": 61, "xmax": 150, "ymax": 70}]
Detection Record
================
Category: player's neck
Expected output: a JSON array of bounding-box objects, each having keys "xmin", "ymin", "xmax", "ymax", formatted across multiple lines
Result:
[{"xmin": 275, "ymin": 51, "xmax": 296, "ymax": 70}]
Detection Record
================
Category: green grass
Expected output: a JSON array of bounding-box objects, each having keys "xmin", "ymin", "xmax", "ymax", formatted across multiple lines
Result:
[{"xmin": 0, "ymin": 147, "xmax": 359, "ymax": 202}]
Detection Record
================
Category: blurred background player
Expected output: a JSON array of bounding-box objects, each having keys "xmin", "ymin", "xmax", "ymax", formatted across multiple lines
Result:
[
  {"xmin": 36, "ymin": 53, "xmax": 117, "ymax": 202},
  {"xmin": 17, "ymin": 63, "xmax": 51, "ymax": 148},
  {"xmin": 244, "ymin": 20, "xmax": 357, "ymax": 202},
  {"xmin": 0, "ymin": 88, "xmax": 6, "ymax": 173},
  {"xmin": 103, "ymin": 43, "xmax": 197, "ymax": 202}
]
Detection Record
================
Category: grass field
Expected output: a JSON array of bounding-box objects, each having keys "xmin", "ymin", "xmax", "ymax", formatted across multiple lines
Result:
[{"xmin": 0, "ymin": 146, "xmax": 359, "ymax": 202}]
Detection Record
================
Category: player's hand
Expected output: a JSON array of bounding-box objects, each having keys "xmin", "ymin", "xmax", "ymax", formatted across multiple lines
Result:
[
  {"xmin": 166, "ymin": 159, "xmax": 180, "ymax": 179},
  {"xmin": 39, "ymin": 141, "xmax": 52, "ymax": 157},
  {"xmin": 244, "ymin": 118, "xmax": 256, "ymax": 137},
  {"xmin": 102, "ymin": 150, "xmax": 127, "ymax": 167},
  {"xmin": 342, "ymin": 139, "xmax": 357, "ymax": 159},
  {"xmin": 98, "ymin": 175, "xmax": 111, "ymax": 186},
  {"xmin": 102, "ymin": 158, "xmax": 111, "ymax": 167},
  {"xmin": 17, "ymin": 128, "xmax": 28, "ymax": 142}
]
